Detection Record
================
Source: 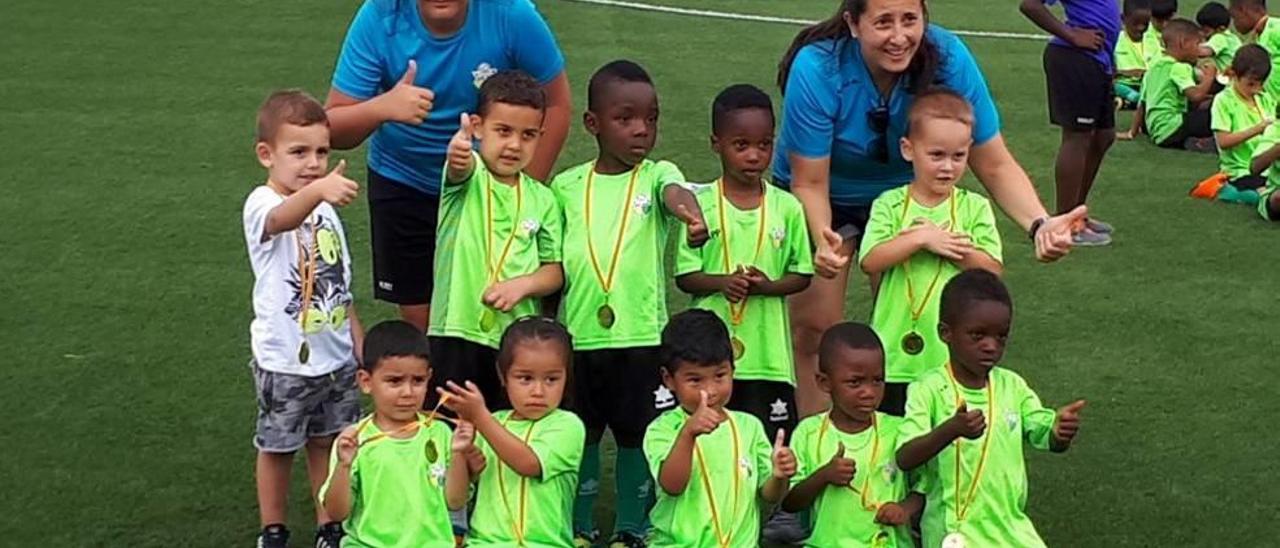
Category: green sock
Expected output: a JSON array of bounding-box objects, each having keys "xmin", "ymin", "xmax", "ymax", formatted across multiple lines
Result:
[
  {"xmin": 573, "ymin": 442, "xmax": 601, "ymax": 534},
  {"xmin": 614, "ymin": 446, "xmax": 653, "ymax": 535}
]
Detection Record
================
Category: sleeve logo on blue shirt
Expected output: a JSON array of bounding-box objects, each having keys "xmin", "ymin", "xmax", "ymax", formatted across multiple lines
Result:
[{"xmin": 472, "ymin": 62, "xmax": 497, "ymax": 89}]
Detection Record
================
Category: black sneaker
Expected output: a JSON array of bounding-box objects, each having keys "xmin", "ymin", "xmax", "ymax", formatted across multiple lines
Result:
[
  {"xmin": 606, "ymin": 531, "xmax": 647, "ymax": 548},
  {"xmin": 315, "ymin": 521, "xmax": 345, "ymax": 548},
  {"xmin": 257, "ymin": 524, "xmax": 289, "ymax": 548}
]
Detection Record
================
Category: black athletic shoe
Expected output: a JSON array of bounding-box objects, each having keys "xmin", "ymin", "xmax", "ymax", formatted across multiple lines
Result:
[
  {"xmin": 315, "ymin": 521, "xmax": 345, "ymax": 548},
  {"xmin": 607, "ymin": 531, "xmax": 647, "ymax": 548},
  {"xmin": 257, "ymin": 524, "xmax": 289, "ymax": 548}
]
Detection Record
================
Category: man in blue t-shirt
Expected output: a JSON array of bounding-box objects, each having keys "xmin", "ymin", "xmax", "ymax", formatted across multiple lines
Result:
[
  {"xmin": 325, "ymin": 0, "xmax": 570, "ymax": 330},
  {"xmin": 1021, "ymin": 0, "xmax": 1122, "ymax": 247}
]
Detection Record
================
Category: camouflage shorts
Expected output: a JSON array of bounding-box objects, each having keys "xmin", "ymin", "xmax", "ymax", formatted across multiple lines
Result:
[{"xmin": 252, "ymin": 361, "xmax": 360, "ymax": 453}]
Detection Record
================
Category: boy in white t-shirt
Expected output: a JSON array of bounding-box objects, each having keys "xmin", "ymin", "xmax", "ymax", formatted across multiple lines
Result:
[{"xmin": 242, "ymin": 89, "xmax": 365, "ymax": 548}]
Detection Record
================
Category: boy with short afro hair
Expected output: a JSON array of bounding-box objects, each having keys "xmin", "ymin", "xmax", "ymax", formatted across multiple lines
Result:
[
  {"xmin": 550, "ymin": 60, "xmax": 710, "ymax": 547},
  {"xmin": 1143, "ymin": 18, "xmax": 1220, "ymax": 151},
  {"xmin": 895, "ymin": 269, "xmax": 1086, "ymax": 548},
  {"xmin": 243, "ymin": 89, "xmax": 364, "ymax": 548},
  {"xmin": 427, "ymin": 69, "xmax": 564, "ymax": 412}
]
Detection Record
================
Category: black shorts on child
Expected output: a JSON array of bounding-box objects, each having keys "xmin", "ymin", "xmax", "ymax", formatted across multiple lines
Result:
[
  {"xmin": 426, "ymin": 336, "xmax": 508, "ymax": 412},
  {"xmin": 1044, "ymin": 44, "xmax": 1116, "ymax": 131},
  {"xmin": 568, "ymin": 346, "xmax": 672, "ymax": 447},
  {"xmin": 727, "ymin": 379, "xmax": 798, "ymax": 444}
]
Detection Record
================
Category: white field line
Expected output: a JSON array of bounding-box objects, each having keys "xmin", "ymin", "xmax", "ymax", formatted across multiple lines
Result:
[{"xmin": 557, "ymin": 0, "xmax": 1050, "ymax": 41}]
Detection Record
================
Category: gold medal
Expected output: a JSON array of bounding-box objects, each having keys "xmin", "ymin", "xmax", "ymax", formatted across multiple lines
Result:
[
  {"xmin": 871, "ymin": 530, "xmax": 891, "ymax": 547},
  {"xmin": 597, "ymin": 304, "xmax": 616, "ymax": 328},
  {"xmin": 298, "ymin": 341, "xmax": 310, "ymax": 364},
  {"xmin": 942, "ymin": 532, "xmax": 967, "ymax": 548},
  {"xmin": 424, "ymin": 439, "xmax": 439, "ymax": 463},
  {"xmin": 480, "ymin": 309, "xmax": 497, "ymax": 332},
  {"xmin": 902, "ymin": 331, "xmax": 925, "ymax": 355},
  {"xmin": 730, "ymin": 336, "xmax": 745, "ymax": 360}
]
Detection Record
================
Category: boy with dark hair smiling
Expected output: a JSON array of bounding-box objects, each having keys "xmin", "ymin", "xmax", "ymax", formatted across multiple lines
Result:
[{"xmin": 895, "ymin": 269, "xmax": 1086, "ymax": 548}]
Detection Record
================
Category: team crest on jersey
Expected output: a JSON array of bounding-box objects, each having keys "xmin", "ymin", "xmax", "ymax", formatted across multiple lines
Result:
[
  {"xmin": 1005, "ymin": 411, "xmax": 1019, "ymax": 432},
  {"xmin": 770, "ymin": 226, "xmax": 786, "ymax": 249},
  {"xmin": 520, "ymin": 218, "xmax": 540, "ymax": 237},
  {"xmin": 738, "ymin": 456, "xmax": 753, "ymax": 478},
  {"xmin": 633, "ymin": 194, "xmax": 653, "ymax": 215},
  {"xmin": 472, "ymin": 62, "xmax": 497, "ymax": 88},
  {"xmin": 882, "ymin": 461, "xmax": 898, "ymax": 483},
  {"xmin": 430, "ymin": 463, "xmax": 447, "ymax": 487}
]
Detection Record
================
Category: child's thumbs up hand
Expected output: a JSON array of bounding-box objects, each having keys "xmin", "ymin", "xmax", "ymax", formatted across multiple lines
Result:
[
  {"xmin": 675, "ymin": 203, "xmax": 710, "ymax": 248},
  {"xmin": 820, "ymin": 442, "xmax": 856, "ymax": 486},
  {"xmin": 948, "ymin": 402, "xmax": 986, "ymax": 440},
  {"xmin": 448, "ymin": 112, "xmax": 475, "ymax": 168},
  {"xmin": 682, "ymin": 390, "xmax": 724, "ymax": 439},
  {"xmin": 379, "ymin": 60, "xmax": 435, "ymax": 125},
  {"xmin": 771, "ymin": 429, "xmax": 797, "ymax": 480},
  {"xmin": 314, "ymin": 159, "xmax": 360, "ymax": 207},
  {"xmin": 874, "ymin": 502, "xmax": 909, "ymax": 526},
  {"xmin": 1052, "ymin": 399, "xmax": 1086, "ymax": 445},
  {"xmin": 335, "ymin": 425, "xmax": 360, "ymax": 466}
]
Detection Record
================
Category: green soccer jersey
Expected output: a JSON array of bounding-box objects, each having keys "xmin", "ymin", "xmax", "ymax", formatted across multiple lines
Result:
[
  {"xmin": 551, "ymin": 159, "xmax": 685, "ymax": 350},
  {"xmin": 789, "ymin": 412, "xmax": 913, "ymax": 548},
  {"xmin": 1254, "ymin": 17, "xmax": 1280, "ymax": 99},
  {"xmin": 1143, "ymin": 53, "xmax": 1198, "ymax": 145},
  {"xmin": 1142, "ymin": 24, "xmax": 1164, "ymax": 63},
  {"xmin": 1115, "ymin": 31, "xmax": 1148, "ymax": 87},
  {"xmin": 644, "ymin": 408, "xmax": 773, "ymax": 548},
  {"xmin": 469, "ymin": 409, "xmax": 584, "ymax": 548},
  {"xmin": 1212, "ymin": 86, "xmax": 1277, "ymax": 178},
  {"xmin": 857, "ymin": 186, "xmax": 1002, "ymax": 384},
  {"xmin": 429, "ymin": 155, "xmax": 563, "ymax": 349},
  {"xmin": 675, "ymin": 181, "xmax": 813, "ymax": 384},
  {"xmin": 898, "ymin": 367, "xmax": 1058, "ymax": 548},
  {"xmin": 1206, "ymin": 31, "xmax": 1243, "ymax": 76},
  {"xmin": 317, "ymin": 415, "xmax": 455, "ymax": 548},
  {"xmin": 1250, "ymin": 124, "xmax": 1280, "ymax": 219}
]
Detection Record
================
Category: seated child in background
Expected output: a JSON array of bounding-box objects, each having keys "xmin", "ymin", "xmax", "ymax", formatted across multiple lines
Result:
[
  {"xmin": 1197, "ymin": 2, "xmax": 1242, "ymax": 93},
  {"xmin": 782, "ymin": 322, "xmax": 923, "ymax": 548},
  {"xmin": 644, "ymin": 310, "xmax": 797, "ymax": 548},
  {"xmin": 442, "ymin": 317, "xmax": 586, "ymax": 547},
  {"xmin": 1143, "ymin": 18, "xmax": 1220, "ymax": 151},
  {"xmin": 1230, "ymin": 0, "xmax": 1280, "ymax": 99},
  {"xmin": 675, "ymin": 84, "xmax": 813, "ymax": 444},
  {"xmin": 320, "ymin": 321, "xmax": 465, "ymax": 548},
  {"xmin": 1247, "ymin": 113, "xmax": 1280, "ymax": 220},
  {"xmin": 859, "ymin": 89, "xmax": 1003, "ymax": 416},
  {"xmin": 1211, "ymin": 44, "xmax": 1274, "ymax": 199},
  {"xmin": 428, "ymin": 70, "xmax": 564, "ymax": 411},
  {"xmin": 243, "ymin": 89, "xmax": 363, "ymax": 548},
  {"xmin": 1115, "ymin": 0, "xmax": 1153, "ymax": 109},
  {"xmin": 1144, "ymin": 0, "xmax": 1179, "ymax": 61},
  {"xmin": 895, "ymin": 269, "xmax": 1086, "ymax": 548}
]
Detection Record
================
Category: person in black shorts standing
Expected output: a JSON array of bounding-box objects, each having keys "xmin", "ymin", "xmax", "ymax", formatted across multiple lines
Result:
[
  {"xmin": 323, "ymin": 0, "xmax": 571, "ymax": 330},
  {"xmin": 1023, "ymin": 0, "xmax": 1123, "ymax": 247}
]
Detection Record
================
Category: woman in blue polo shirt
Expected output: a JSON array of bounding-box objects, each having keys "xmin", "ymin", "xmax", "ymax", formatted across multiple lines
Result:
[
  {"xmin": 775, "ymin": 0, "xmax": 1083, "ymax": 416},
  {"xmin": 324, "ymin": 0, "xmax": 571, "ymax": 331}
]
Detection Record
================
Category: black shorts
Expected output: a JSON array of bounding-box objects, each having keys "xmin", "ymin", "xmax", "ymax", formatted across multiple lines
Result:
[
  {"xmin": 877, "ymin": 382, "xmax": 910, "ymax": 417},
  {"xmin": 727, "ymin": 379, "xmax": 797, "ymax": 443},
  {"xmin": 426, "ymin": 336, "xmax": 508, "ymax": 412},
  {"xmin": 568, "ymin": 346, "xmax": 671, "ymax": 447},
  {"xmin": 1044, "ymin": 45, "xmax": 1116, "ymax": 130},
  {"xmin": 369, "ymin": 169, "xmax": 439, "ymax": 305},
  {"xmin": 1156, "ymin": 109, "xmax": 1213, "ymax": 149},
  {"xmin": 831, "ymin": 203, "xmax": 873, "ymax": 243},
  {"xmin": 1229, "ymin": 175, "xmax": 1267, "ymax": 191}
]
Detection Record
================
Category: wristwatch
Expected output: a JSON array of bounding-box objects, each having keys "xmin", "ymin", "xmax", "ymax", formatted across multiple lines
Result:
[{"xmin": 1027, "ymin": 216, "xmax": 1048, "ymax": 241}]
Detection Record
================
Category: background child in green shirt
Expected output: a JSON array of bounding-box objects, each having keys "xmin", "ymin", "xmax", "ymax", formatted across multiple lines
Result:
[
  {"xmin": 549, "ymin": 60, "xmax": 709, "ymax": 547},
  {"xmin": 1211, "ymin": 45, "xmax": 1274, "ymax": 198},
  {"xmin": 1145, "ymin": 0, "xmax": 1178, "ymax": 61},
  {"xmin": 429, "ymin": 70, "xmax": 565, "ymax": 412},
  {"xmin": 644, "ymin": 310, "xmax": 797, "ymax": 548},
  {"xmin": 1143, "ymin": 19, "xmax": 1220, "ymax": 150},
  {"xmin": 859, "ymin": 90, "xmax": 1003, "ymax": 416},
  {"xmin": 442, "ymin": 317, "xmax": 586, "ymax": 547},
  {"xmin": 675, "ymin": 84, "xmax": 812, "ymax": 447},
  {"xmin": 1198, "ymin": 2, "xmax": 1243, "ymax": 93},
  {"xmin": 782, "ymin": 322, "xmax": 923, "ymax": 548},
  {"xmin": 320, "ymin": 321, "xmax": 464, "ymax": 548},
  {"xmin": 895, "ymin": 270, "xmax": 1086, "ymax": 548},
  {"xmin": 1246, "ymin": 119, "xmax": 1280, "ymax": 219},
  {"xmin": 1115, "ymin": 0, "xmax": 1153, "ymax": 108},
  {"xmin": 1229, "ymin": 0, "xmax": 1280, "ymax": 99}
]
